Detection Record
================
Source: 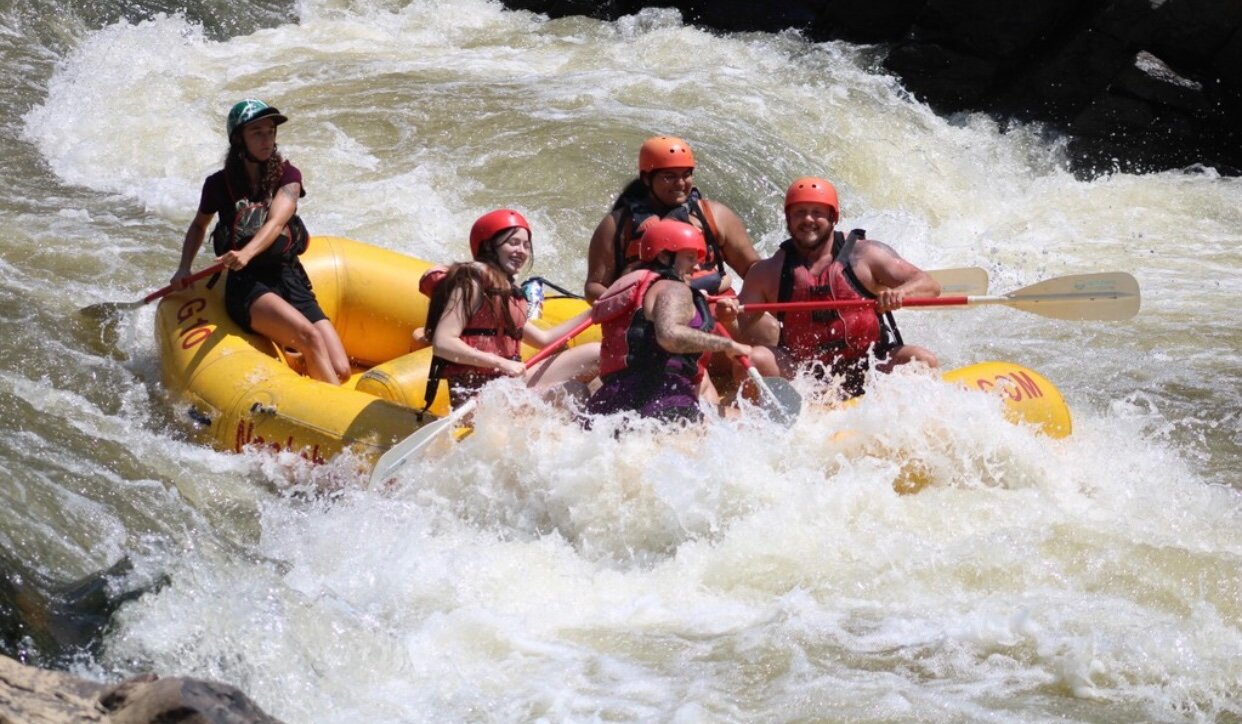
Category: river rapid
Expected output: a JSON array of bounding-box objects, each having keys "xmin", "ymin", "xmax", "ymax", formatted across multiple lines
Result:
[{"xmin": 1, "ymin": 1, "xmax": 1240, "ymax": 721}]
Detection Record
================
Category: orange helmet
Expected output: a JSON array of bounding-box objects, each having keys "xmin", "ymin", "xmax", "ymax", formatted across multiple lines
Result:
[
  {"xmin": 639, "ymin": 219, "xmax": 706, "ymax": 263},
  {"xmin": 784, "ymin": 177, "xmax": 839, "ymax": 221},
  {"xmin": 638, "ymin": 136, "xmax": 695, "ymax": 174},
  {"xmin": 469, "ymin": 209, "xmax": 530, "ymax": 258}
]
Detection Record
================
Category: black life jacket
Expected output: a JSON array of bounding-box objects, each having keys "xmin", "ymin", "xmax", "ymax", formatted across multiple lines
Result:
[
  {"xmin": 595, "ymin": 266, "xmax": 715, "ymax": 380},
  {"xmin": 210, "ymin": 170, "xmax": 309, "ymax": 267},
  {"xmin": 611, "ymin": 186, "xmax": 726, "ymax": 288}
]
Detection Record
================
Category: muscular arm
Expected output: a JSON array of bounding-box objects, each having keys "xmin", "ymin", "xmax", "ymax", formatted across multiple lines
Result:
[
  {"xmin": 584, "ymin": 211, "xmax": 621, "ymax": 302},
  {"xmin": 705, "ymin": 200, "xmax": 759, "ymax": 279},
  {"xmin": 735, "ymin": 255, "xmax": 781, "ymax": 346},
  {"xmin": 853, "ymin": 239, "xmax": 941, "ymax": 311},
  {"xmin": 650, "ymin": 282, "xmax": 746, "ymax": 355}
]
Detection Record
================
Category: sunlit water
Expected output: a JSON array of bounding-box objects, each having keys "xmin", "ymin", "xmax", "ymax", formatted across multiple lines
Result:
[{"xmin": 2, "ymin": 0, "xmax": 1240, "ymax": 721}]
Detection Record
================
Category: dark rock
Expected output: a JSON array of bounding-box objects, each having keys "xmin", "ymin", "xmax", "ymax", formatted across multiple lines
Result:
[
  {"xmin": 681, "ymin": 0, "xmax": 824, "ymax": 33},
  {"xmin": 884, "ymin": 42, "xmax": 999, "ymax": 107},
  {"xmin": 495, "ymin": 0, "xmax": 1242, "ymax": 174},
  {"xmin": 502, "ymin": 0, "xmax": 644, "ymax": 19},
  {"xmin": 100, "ymin": 674, "xmax": 284, "ymax": 724},
  {"xmin": 1149, "ymin": 0, "xmax": 1242, "ymax": 68},
  {"xmin": 1071, "ymin": 92, "xmax": 1155, "ymax": 136},
  {"xmin": 1093, "ymin": 0, "xmax": 1159, "ymax": 47},
  {"xmin": 997, "ymin": 29, "xmax": 1130, "ymax": 120},
  {"xmin": 1113, "ymin": 51, "xmax": 1205, "ymax": 111},
  {"xmin": 814, "ymin": 0, "xmax": 923, "ymax": 42},
  {"xmin": 907, "ymin": 0, "xmax": 1081, "ymax": 58},
  {"xmin": 0, "ymin": 655, "xmax": 284, "ymax": 724},
  {"xmin": 0, "ymin": 653, "xmax": 107, "ymax": 722},
  {"xmin": 1213, "ymin": 25, "xmax": 1242, "ymax": 87},
  {"xmin": 2, "ymin": 551, "xmax": 148, "ymax": 668}
]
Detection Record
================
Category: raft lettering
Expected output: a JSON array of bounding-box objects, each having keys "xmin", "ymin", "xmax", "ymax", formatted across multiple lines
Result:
[
  {"xmin": 974, "ymin": 371, "xmax": 1043, "ymax": 401},
  {"xmin": 176, "ymin": 297, "xmax": 214, "ymax": 350},
  {"xmin": 234, "ymin": 420, "xmax": 326, "ymax": 465}
]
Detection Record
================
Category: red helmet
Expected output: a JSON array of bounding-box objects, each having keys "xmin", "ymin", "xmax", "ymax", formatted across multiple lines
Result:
[
  {"xmin": 639, "ymin": 219, "xmax": 706, "ymax": 263},
  {"xmin": 784, "ymin": 177, "xmax": 839, "ymax": 221},
  {"xmin": 638, "ymin": 136, "xmax": 695, "ymax": 174},
  {"xmin": 469, "ymin": 209, "xmax": 530, "ymax": 258}
]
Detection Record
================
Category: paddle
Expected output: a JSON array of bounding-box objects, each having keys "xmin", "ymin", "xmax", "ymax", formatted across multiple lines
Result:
[
  {"xmin": 80, "ymin": 263, "xmax": 225, "ymax": 320},
  {"xmin": 737, "ymin": 272, "xmax": 1140, "ymax": 322},
  {"xmin": 716, "ymin": 325, "xmax": 800, "ymax": 426},
  {"xmin": 927, "ymin": 267, "xmax": 988, "ymax": 295},
  {"xmin": 710, "ymin": 266, "xmax": 986, "ymax": 305},
  {"xmin": 369, "ymin": 315, "xmax": 595, "ymax": 486}
]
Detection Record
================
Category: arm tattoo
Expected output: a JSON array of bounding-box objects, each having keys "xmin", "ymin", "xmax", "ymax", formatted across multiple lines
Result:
[
  {"xmin": 651, "ymin": 287, "xmax": 735, "ymax": 354},
  {"xmin": 279, "ymin": 183, "xmax": 300, "ymax": 202}
]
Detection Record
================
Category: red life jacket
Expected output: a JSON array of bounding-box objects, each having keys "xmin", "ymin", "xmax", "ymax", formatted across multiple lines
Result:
[
  {"xmin": 594, "ymin": 267, "xmax": 714, "ymax": 379},
  {"xmin": 776, "ymin": 230, "xmax": 898, "ymax": 365},
  {"xmin": 421, "ymin": 268, "xmax": 528, "ymax": 406}
]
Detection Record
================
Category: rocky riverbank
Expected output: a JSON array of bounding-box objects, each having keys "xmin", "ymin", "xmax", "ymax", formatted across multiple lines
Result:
[
  {"xmin": 0, "ymin": 654, "xmax": 281, "ymax": 723},
  {"xmin": 502, "ymin": 0, "xmax": 1242, "ymax": 175}
]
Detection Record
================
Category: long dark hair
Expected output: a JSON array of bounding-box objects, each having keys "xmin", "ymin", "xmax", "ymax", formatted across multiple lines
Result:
[
  {"xmin": 611, "ymin": 177, "xmax": 647, "ymax": 210},
  {"xmin": 424, "ymin": 230, "xmax": 527, "ymax": 341},
  {"xmin": 224, "ymin": 137, "xmax": 285, "ymax": 201}
]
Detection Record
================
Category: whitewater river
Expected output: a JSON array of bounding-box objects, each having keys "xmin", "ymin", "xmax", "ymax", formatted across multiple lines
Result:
[{"xmin": 2, "ymin": 1, "xmax": 1239, "ymax": 721}]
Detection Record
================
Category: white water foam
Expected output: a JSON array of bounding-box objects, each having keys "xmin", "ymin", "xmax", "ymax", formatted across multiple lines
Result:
[{"xmin": 12, "ymin": 2, "xmax": 1241, "ymax": 720}]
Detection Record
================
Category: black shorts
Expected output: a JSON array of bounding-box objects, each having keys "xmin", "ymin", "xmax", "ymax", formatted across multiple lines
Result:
[{"xmin": 224, "ymin": 258, "xmax": 327, "ymax": 333}]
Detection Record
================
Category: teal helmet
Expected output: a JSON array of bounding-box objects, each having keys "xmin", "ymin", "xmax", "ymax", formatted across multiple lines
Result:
[{"xmin": 226, "ymin": 99, "xmax": 287, "ymax": 138}]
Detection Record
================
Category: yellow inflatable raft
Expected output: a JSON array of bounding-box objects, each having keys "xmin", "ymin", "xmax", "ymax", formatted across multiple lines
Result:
[
  {"xmin": 154, "ymin": 237, "xmax": 1069, "ymax": 467},
  {"xmin": 153, "ymin": 236, "xmax": 596, "ymax": 465}
]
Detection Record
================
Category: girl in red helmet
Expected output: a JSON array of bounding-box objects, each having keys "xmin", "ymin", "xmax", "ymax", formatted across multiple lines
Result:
[
  {"xmin": 586, "ymin": 219, "xmax": 750, "ymax": 423},
  {"xmin": 583, "ymin": 136, "xmax": 760, "ymax": 303},
  {"xmin": 171, "ymin": 99, "xmax": 350, "ymax": 385},
  {"xmin": 420, "ymin": 209, "xmax": 598, "ymax": 409}
]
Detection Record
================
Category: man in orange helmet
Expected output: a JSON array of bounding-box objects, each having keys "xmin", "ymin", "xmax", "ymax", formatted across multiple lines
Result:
[
  {"xmin": 586, "ymin": 219, "xmax": 750, "ymax": 422},
  {"xmin": 584, "ymin": 136, "xmax": 759, "ymax": 302},
  {"xmin": 737, "ymin": 177, "xmax": 940, "ymax": 398}
]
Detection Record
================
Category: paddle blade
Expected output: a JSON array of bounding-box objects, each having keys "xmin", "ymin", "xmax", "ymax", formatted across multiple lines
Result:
[
  {"xmin": 759, "ymin": 376, "xmax": 801, "ymax": 426},
  {"xmin": 79, "ymin": 299, "xmax": 141, "ymax": 321},
  {"xmin": 743, "ymin": 367, "xmax": 801, "ymax": 426},
  {"xmin": 369, "ymin": 400, "xmax": 475, "ymax": 486},
  {"xmin": 928, "ymin": 267, "xmax": 988, "ymax": 295},
  {"xmin": 1006, "ymin": 272, "xmax": 1140, "ymax": 321}
]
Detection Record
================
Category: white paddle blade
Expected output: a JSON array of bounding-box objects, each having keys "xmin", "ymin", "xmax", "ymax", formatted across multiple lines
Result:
[
  {"xmin": 928, "ymin": 267, "xmax": 988, "ymax": 295},
  {"xmin": 1004, "ymin": 272, "xmax": 1141, "ymax": 321},
  {"xmin": 369, "ymin": 400, "xmax": 476, "ymax": 486}
]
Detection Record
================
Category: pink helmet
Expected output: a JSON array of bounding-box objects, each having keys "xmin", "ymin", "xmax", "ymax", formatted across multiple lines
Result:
[{"xmin": 469, "ymin": 209, "xmax": 530, "ymax": 258}]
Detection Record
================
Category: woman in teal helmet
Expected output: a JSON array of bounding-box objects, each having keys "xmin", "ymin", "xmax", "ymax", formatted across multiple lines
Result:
[{"xmin": 171, "ymin": 99, "xmax": 350, "ymax": 384}]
